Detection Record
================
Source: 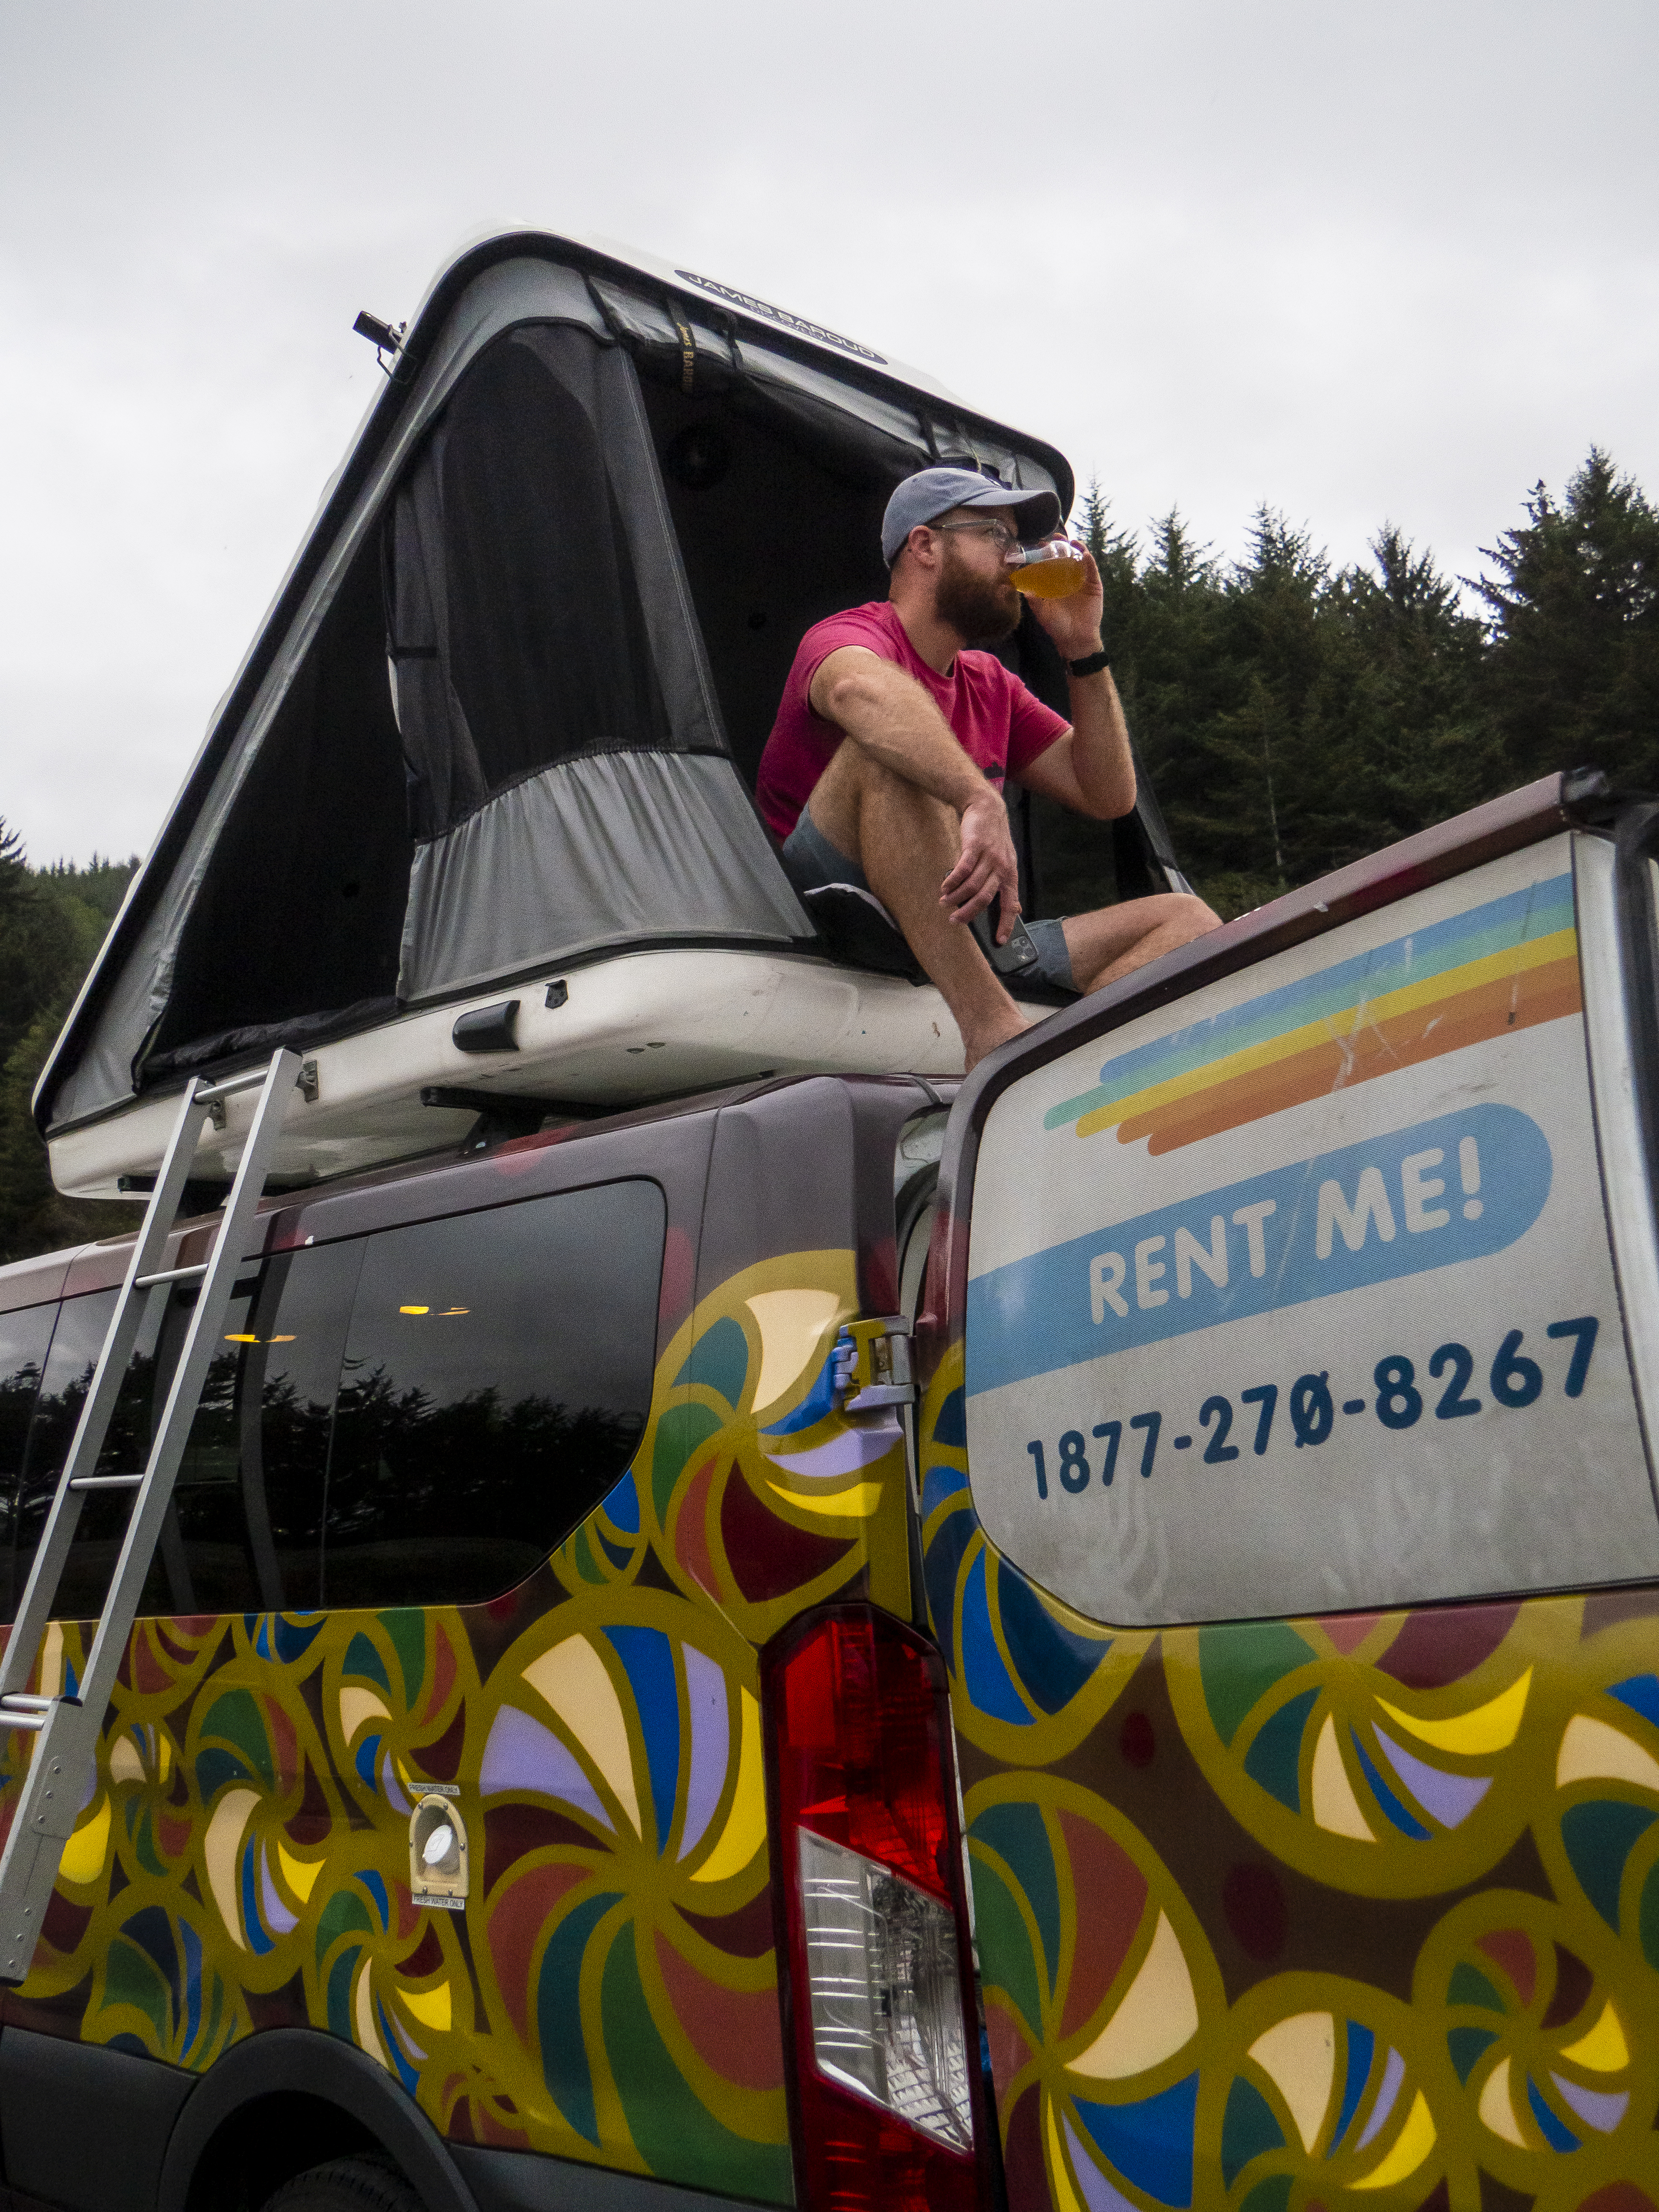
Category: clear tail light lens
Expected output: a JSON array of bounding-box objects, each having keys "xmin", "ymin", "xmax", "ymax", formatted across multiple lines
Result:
[
  {"xmin": 797, "ymin": 1830, "xmax": 973, "ymax": 2149},
  {"xmin": 764, "ymin": 1605, "xmax": 989, "ymax": 2212}
]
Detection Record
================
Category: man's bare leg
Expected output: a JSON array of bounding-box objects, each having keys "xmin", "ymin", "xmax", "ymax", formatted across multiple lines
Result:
[
  {"xmin": 806, "ymin": 747, "xmax": 1032, "ymax": 1070},
  {"xmin": 1062, "ymin": 893, "xmax": 1221, "ymax": 993}
]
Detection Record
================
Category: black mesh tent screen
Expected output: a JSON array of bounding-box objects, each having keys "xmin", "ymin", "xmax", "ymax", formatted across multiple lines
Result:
[
  {"xmin": 639, "ymin": 378, "xmax": 895, "ymax": 787},
  {"xmin": 385, "ymin": 321, "xmax": 806, "ymax": 1001},
  {"xmin": 393, "ymin": 329, "xmax": 677, "ymax": 838},
  {"xmin": 145, "ymin": 536, "xmax": 411, "ymax": 1071}
]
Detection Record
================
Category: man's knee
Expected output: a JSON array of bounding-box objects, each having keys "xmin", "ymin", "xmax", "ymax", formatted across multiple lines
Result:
[
  {"xmin": 1159, "ymin": 892, "xmax": 1221, "ymax": 942},
  {"xmin": 847, "ymin": 750, "xmax": 937, "ymax": 808},
  {"xmin": 1089, "ymin": 892, "xmax": 1218, "ymax": 945}
]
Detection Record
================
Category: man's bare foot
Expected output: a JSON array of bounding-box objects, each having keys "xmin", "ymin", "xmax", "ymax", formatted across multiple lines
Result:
[{"xmin": 961, "ymin": 1010, "xmax": 1033, "ymax": 1072}]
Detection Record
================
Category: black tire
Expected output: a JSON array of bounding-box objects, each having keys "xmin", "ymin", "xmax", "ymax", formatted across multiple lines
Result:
[{"xmin": 263, "ymin": 2157, "xmax": 426, "ymax": 2212}]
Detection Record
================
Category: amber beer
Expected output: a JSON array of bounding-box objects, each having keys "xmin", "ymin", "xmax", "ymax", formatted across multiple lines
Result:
[{"xmin": 1011, "ymin": 535, "xmax": 1089, "ymax": 597}]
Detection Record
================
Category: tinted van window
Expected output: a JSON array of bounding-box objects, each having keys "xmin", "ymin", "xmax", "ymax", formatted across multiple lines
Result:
[
  {"xmin": 16, "ymin": 1290, "xmax": 116, "ymax": 1622},
  {"xmin": 13, "ymin": 1245, "xmax": 359, "ymax": 1622},
  {"xmin": 0, "ymin": 1305, "xmax": 55, "ymax": 1622},
  {"xmin": 155, "ymin": 1242, "xmax": 361, "ymax": 1612},
  {"xmin": 323, "ymin": 1181, "xmax": 663, "ymax": 1607}
]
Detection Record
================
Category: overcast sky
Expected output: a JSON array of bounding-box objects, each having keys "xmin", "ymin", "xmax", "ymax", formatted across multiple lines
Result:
[{"xmin": 3, "ymin": 0, "xmax": 1655, "ymax": 866}]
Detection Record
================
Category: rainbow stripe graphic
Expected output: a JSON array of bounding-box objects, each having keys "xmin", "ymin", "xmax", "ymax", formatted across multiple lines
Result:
[{"xmin": 1046, "ymin": 871, "xmax": 1579, "ymax": 1155}]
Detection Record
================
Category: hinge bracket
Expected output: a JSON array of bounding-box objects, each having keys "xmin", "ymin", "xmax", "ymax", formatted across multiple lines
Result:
[{"xmin": 833, "ymin": 1316, "xmax": 917, "ymax": 1410}]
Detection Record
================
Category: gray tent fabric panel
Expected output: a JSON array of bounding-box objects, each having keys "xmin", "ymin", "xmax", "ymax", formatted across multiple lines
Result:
[
  {"xmin": 737, "ymin": 341, "xmax": 931, "ymax": 465},
  {"xmin": 587, "ymin": 277, "xmax": 735, "ymax": 375},
  {"xmin": 726, "ymin": 343, "xmax": 1059, "ymax": 497},
  {"xmin": 45, "ymin": 897, "xmax": 174, "ymax": 1127},
  {"xmin": 397, "ymin": 752, "xmax": 811, "ymax": 1003},
  {"xmin": 588, "ymin": 275, "xmax": 1062, "ymax": 501}
]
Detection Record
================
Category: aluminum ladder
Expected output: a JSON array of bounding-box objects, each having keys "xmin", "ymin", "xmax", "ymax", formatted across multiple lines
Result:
[{"xmin": 0, "ymin": 1049, "xmax": 302, "ymax": 1982}]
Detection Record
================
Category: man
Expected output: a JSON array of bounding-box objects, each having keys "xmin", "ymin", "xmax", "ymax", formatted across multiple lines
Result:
[{"xmin": 756, "ymin": 467, "xmax": 1219, "ymax": 1070}]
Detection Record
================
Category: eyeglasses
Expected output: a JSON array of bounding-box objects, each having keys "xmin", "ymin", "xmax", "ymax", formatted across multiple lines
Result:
[{"xmin": 930, "ymin": 520, "xmax": 1020, "ymax": 552}]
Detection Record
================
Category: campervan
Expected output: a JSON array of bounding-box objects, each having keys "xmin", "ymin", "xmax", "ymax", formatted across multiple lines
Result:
[{"xmin": 2, "ymin": 232, "xmax": 1657, "ymax": 2212}]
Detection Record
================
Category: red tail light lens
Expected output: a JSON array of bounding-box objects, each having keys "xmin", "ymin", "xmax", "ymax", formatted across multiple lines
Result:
[{"xmin": 764, "ymin": 1604, "xmax": 988, "ymax": 2212}]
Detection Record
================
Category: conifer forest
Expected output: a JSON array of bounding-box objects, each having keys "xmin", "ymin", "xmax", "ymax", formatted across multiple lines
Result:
[{"xmin": 3, "ymin": 445, "xmax": 1656, "ymax": 1264}]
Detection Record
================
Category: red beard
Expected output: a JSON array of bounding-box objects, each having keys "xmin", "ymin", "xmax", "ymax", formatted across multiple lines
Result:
[{"xmin": 934, "ymin": 541, "xmax": 1021, "ymax": 646}]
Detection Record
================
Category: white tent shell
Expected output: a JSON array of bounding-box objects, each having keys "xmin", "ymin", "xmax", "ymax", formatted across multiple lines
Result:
[{"xmin": 38, "ymin": 231, "xmax": 1184, "ymax": 1199}]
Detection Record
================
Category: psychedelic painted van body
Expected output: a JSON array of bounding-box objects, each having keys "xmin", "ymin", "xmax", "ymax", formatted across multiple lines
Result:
[{"xmin": 0, "ymin": 1074, "xmax": 962, "ymax": 2212}]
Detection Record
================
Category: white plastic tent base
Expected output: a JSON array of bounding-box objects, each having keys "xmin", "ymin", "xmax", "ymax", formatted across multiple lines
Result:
[{"xmin": 49, "ymin": 948, "xmax": 1053, "ymax": 1200}]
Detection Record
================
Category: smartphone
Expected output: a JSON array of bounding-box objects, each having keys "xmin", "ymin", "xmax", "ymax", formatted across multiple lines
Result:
[{"xmin": 973, "ymin": 898, "xmax": 1042, "ymax": 978}]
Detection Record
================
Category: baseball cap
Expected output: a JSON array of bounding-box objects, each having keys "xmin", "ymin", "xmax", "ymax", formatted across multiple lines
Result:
[{"xmin": 881, "ymin": 466, "xmax": 1062, "ymax": 565}]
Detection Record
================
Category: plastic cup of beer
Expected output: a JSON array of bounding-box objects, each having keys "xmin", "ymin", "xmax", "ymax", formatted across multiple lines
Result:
[{"xmin": 1011, "ymin": 535, "xmax": 1089, "ymax": 598}]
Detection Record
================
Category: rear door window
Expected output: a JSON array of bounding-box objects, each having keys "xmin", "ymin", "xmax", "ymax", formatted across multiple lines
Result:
[{"xmin": 322, "ymin": 1180, "xmax": 664, "ymax": 1607}]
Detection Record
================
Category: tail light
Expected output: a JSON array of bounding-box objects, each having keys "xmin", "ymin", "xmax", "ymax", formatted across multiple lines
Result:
[{"xmin": 764, "ymin": 1604, "xmax": 990, "ymax": 2212}]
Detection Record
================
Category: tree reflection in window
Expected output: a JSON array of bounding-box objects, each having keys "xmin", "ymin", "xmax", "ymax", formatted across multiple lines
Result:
[
  {"xmin": 0, "ymin": 1305, "xmax": 54, "ymax": 1622},
  {"xmin": 12, "ymin": 1243, "xmax": 360, "ymax": 1623},
  {"xmin": 323, "ymin": 1181, "xmax": 663, "ymax": 1606}
]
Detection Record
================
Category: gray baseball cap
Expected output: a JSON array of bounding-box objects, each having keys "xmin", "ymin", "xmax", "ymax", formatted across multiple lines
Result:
[{"xmin": 881, "ymin": 466, "xmax": 1062, "ymax": 565}]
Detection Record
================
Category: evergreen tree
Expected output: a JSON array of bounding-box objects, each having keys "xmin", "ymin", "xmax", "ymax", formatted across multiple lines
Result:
[
  {"xmin": 1110, "ymin": 510, "xmax": 1229, "ymax": 850},
  {"xmin": 37, "ymin": 854, "xmax": 142, "ymax": 926},
  {"xmin": 0, "ymin": 821, "xmax": 101, "ymax": 1073},
  {"xmin": 1127, "ymin": 508, "xmax": 1337, "ymax": 915},
  {"xmin": 0, "ymin": 1000, "xmax": 144, "ymax": 1264},
  {"xmin": 1033, "ymin": 485, "xmax": 1144, "ymax": 912},
  {"xmin": 1333, "ymin": 528, "xmax": 1505, "ymax": 846},
  {"xmin": 1473, "ymin": 447, "xmax": 1659, "ymax": 786},
  {"xmin": 0, "ymin": 830, "xmax": 142, "ymax": 1265}
]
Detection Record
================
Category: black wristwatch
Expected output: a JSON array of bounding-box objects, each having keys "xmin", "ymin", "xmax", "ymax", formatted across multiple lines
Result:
[{"xmin": 1066, "ymin": 647, "xmax": 1111, "ymax": 678}]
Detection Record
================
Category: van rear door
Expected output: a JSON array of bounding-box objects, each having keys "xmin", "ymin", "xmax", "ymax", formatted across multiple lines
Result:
[{"xmin": 922, "ymin": 781, "xmax": 1659, "ymax": 2210}]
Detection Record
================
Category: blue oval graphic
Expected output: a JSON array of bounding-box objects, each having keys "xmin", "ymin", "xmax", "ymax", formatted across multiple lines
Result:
[{"xmin": 967, "ymin": 1104, "xmax": 1553, "ymax": 1396}]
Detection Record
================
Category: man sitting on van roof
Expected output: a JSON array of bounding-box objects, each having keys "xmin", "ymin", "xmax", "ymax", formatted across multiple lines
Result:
[{"xmin": 756, "ymin": 467, "xmax": 1220, "ymax": 1070}]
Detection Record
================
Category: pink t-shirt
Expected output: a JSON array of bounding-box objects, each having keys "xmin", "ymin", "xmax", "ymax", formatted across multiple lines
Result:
[{"xmin": 755, "ymin": 601, "xmax": 1070, "ymax": 840}]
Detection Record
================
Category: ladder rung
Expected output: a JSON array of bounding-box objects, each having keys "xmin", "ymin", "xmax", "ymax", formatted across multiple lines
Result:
[
  {"xmin": 0, "ymin": 1712, "xmax": 46, "ymax": 1733},
  {"xmin": 68, "ymin": 1473, "xmax": 144, "ymax": 1491},
  {"xmin": 195, "ymin": 1066, "xmax": 283, "ymax": 1106},
  {"xmin": 0, "ymin": 1697, "xmax": 51, "ymax": 1713},
  {"xmin": 135, "ymin": 1262, "xmax": 208, "ymax": 1289}
]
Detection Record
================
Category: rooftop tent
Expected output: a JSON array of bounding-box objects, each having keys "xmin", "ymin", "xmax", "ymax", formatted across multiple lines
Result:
[{"xmin": 37, "ymin": 233, "xmax": 1186, "ymax": 1185}]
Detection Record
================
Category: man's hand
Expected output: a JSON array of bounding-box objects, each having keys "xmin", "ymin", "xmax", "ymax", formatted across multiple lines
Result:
[
  {"xmin": 1025, "ymin": 541, "xmax": 1106, "ymax": 664},
  {"xmin": 939, "ymin": 788, "xmax": 1021, "ymax": 939}
]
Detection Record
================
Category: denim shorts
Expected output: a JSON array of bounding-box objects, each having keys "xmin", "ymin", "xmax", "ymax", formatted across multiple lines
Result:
[{"xmin": 781, "ymin": 809, "xmax": 1076, "ymax": 992}]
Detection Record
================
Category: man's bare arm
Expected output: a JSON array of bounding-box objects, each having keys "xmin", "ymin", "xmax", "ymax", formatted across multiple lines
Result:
[
  {"xmin": 810, "ymin": 646, "xmax": 1021, "ymax": 932},
  {"xmin": 811, "ymin": 648, "xmax": 990, "ymax": 808},
  {"xmin": 1015, "ymin": 665, "xmax": 1137, "ymax": 820}
]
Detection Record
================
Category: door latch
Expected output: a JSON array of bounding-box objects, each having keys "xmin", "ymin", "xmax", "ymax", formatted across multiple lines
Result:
[{"xmin": 833, "ymin": 1317, "xmax": 916, "ymax": 1411}]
